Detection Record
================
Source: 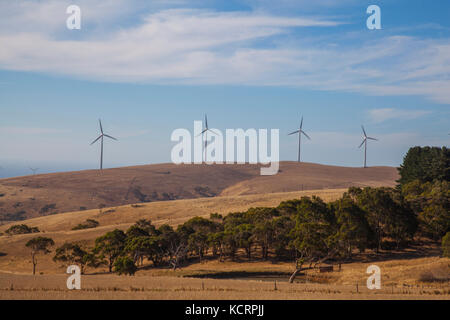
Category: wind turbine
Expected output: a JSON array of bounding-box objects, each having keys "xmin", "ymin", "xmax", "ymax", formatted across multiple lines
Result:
[
  {"xmin": 198, "ymin": 114, "xmax": 218, "ymax": 163},
  {"xmin": 90, "ymin": 119, "xmax": 117, "ymax": 170},
  {"xmin": 359, "ymin": 125, "xmax": 378, "ymax": 168},
  {"xmin": 288, "ymin": 116, "xmax": 311, "ymax": 162},
  {"xmin": 29, "ymin": 167, "xmax": 39, "ymax": 175}
]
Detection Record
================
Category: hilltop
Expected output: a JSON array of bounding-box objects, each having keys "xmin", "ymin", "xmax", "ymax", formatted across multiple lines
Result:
[{"xmin": 0, "ymin": 161, "xmax": 399, "ymax": 221}]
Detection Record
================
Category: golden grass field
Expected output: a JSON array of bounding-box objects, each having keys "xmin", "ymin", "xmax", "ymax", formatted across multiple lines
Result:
[{"xmin": 0, "ymin": 256, "xmax": 448, "ymax": 300}]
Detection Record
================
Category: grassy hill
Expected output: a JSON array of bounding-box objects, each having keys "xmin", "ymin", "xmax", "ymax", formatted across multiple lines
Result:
[
  {"xmin": 0, "ymin": 188, "xmax": 345, "ymax": 274},
  {"xmin": 0, "ymin": 162, "xmax": 399, "ymax": 221}
]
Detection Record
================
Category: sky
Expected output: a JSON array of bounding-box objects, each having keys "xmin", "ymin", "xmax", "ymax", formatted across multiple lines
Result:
[{"xmin": 0, "ymin": 0, "xmax": 449, "ymax": 178}]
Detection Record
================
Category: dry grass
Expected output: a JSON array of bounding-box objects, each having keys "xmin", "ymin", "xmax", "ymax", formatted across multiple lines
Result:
[
  {"xmin": 0, "ymin": 256, "xmax": 448, "ymax": 300},
  {"xmin": 0, "ymin": 189, "xmax": 345, "ymax": 274},
  {"xmin": 0, "ymin": 161, "xmax": 398, "ymax": 220}
]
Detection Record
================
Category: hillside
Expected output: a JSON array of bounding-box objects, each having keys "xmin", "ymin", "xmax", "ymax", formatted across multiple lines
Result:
[
  {"xmin": 0, "ymin": 189, "xmax": 346, "ymax": 274},
  {"xmin": 0, "ymin": 162, "xmax": 399, "ymax": 221}
]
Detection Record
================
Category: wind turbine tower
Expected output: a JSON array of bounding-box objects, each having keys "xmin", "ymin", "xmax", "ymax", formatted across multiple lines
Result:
[
  {"xmin": 288, "ymin": 116, "xmax": 311, "ymax": 162},
  {"xmin": 198, "ymin": 114, "xmax": 218, "ymax": 163},
  {"xmin": 90, "ymin": 119, "xmax": 117, "ymax": 170},
  {"xmin": 359, "ymin": 125, "xmax": 378, "ymax": 168}
]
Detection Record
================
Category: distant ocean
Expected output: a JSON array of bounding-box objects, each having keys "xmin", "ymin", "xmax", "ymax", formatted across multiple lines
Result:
[{"xmin": 0, "ymin": 161, "xmax": 97, "ymax": 179}]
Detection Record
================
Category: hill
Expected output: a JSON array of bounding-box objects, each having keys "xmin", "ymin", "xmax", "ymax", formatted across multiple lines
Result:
[
  {"xmin": 0, "ymin": 162, "xmax": 399, "ymax": 221},
  {"xmin": 0, "ymin": 188, "xmax": 346, "ymax": 274}
]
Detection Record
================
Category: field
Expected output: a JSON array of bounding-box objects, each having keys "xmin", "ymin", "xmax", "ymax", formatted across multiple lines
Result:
[
  {"xmin": 0, "ymin": 162, "xmax": 448, "ymax": 300},
  {"xmin": 0, "ymin": 256, "xmax": 448, "ymax": 300}
]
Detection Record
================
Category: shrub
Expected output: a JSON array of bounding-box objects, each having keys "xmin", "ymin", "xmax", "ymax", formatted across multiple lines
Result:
[
  {"xmin": 71, "ymin": 219, "xmax": 99, "ymax": 230},
  {"xmin": 5, "ymin": 224, "xmax": 39, "ymax": 235},
  {"xmin": 419, "ymin": 265, "xmax": 450, "ymax": 283}
]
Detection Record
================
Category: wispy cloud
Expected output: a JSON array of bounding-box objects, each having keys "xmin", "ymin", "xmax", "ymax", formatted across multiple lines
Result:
[
  {"xmin": 0, "ymin": 2, "xmax": 450, "ymax": 104},
  {"xmin": 368, "ymin": 108, "xmax": 431, "ymax": 123}
]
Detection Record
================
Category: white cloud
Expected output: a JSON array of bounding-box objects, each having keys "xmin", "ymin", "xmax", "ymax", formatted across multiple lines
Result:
[
  {"xmin": 368, "ymin": 108, "xmax": 431, "ymax": 123},
  {"xmin": 0, "ymin": 3, "xmax": 449, "ymax": 104}
]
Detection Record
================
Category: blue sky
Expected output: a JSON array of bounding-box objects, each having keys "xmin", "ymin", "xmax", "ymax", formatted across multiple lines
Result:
[{"xmin": 0, "ymin": 0, "xmax": 449, "ymax": 177}]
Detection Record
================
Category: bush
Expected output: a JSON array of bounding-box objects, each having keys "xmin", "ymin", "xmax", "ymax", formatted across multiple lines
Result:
[
  {"xmin": 5, "ymin": 224, "xmax": 40, "ymax": 235},
  {"xmin": 114, "ymin": 256, "xmax": 137, "ymax": 275},
  {"xmin": 71, "ymin": 219, "xmax": 99, "ymax": 230},
  {"xmin": 442, "ymin": 232, "xmax": 450, "ymax": 258},
  {"xmin": 419, "ymin": 265, "xmax": 450, "ymax": 283}
]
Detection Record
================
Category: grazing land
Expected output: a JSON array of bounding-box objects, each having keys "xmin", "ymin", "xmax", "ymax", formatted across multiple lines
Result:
[
  {"xmin": 0, "ymin": 255, "xmax": 448, "ymax": 300},
  {"xmin": 0, "ymin": 162, "xmax": 398, "ymax": 220},
  {"xmin": 0, "ymin": 189, "xmax": 345, "ymax": 274},
  {"xmin": 0, "ymin": 158, "xmax": 448, "ymax": 300}
]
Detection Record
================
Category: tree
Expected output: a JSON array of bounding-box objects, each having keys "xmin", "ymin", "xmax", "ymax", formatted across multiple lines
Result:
[
  {"xmin": 178, "ymin": 217, "xmax": 218, "ymax": 261},
  {"xmin": 331, "ymin": 196, "xmax": 371, "ymax": 257},
  {"xmin": 134, "ymin": 219, "xmax": 158, "ymax": 236},
  {"xmin": 442, "ymin": 232, "xmax": 450, "ymax": 258},
  {"xmin": 290, "ymin": 197, "xmax": 336, "ymax": 264},
  {"xmin": 402, "ymin": 180, "xmax": 449, "ymax": 240},
  {"xmin": 349, "ymin": 187, "xmax": 417, "ymax": 252},
  {"xmin": 397, "ymin": 146, "xmax": 449, "ymax": 186},
  {"xmin": 288, "ymin": 197, "xmax": 337, "ymax": 283},
  {"xmin": 398, "ymin": 147, "xmax": 450, "ymax": 185},
  {"xmin": 53, "ymin": 242, "xmax": 101, "ymax": 274},
  {"xmin": 158, "ymin": 224, "xmax": 187, "ymax": 270},
  {"xmin": 233, "ymin": 224, "xmax": 255, "ymax": 260},
  {"xmin": 124, "ymin": 235, "xmax": 162, "ymax": 266},
  {"xmin": 94, "ymin": 229, "xmax": 126, "ymax": 272},
  {"xmin": 207, "ymin": 231, "xmax": 225, "ymax": 260},
  {"xmin": 25, "ymin": 237, "xmax": 54, "ymax": 275},
  {"xmin": 247, "ymin": 207, "xmax": 279, "ymax": 260},
  {"xmin": 271, "ymin": 215, "xmax": 295, "ymax": 260},
  {"xmin": 114, "ymin": 256, "xmax": 137, "ymax": 275}
]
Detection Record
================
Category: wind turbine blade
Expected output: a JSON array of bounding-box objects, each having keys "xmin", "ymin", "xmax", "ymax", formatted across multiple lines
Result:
[
  {"xmin": 104, "ymin": 134, "xmax": 117, "ymax": 141},
  {"xmin": 195, "ymin": 129, "xmax": 208, "ymax": 138},
  {"xmin": 367, "ymin": 137, "xmax": 378, "ymax": 141},
  {"xmin": 288, "ymin": 130, "xmax": 300, "ymax": 135},
  {"xmin": 90, "ymin": 135, "xmax": 102, "ymax": 145},
  {"xmin": 301, "ymin": 130, "xmax": 311, "ymax": 140},
  {"xmin": 358, "ymin": 139, "xmax": 366, "ymax": 148},
  {"xmin": 361, "ymin": 125, "xmax": 367, "ymax": 137},
  {"xmin": 300, "ymin": 116, "xmax": 303, "ymax": 130},
  {"xmin": 99, "ymin": 119, "xmax": 103, "ymax": 134},
  {"xmin": 208, "ymin": 128, "xmax": 220, "ymax": 136},
  {"xmin": 205, "ymin": 114, "xmax": 208, "ymax": 129}
]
